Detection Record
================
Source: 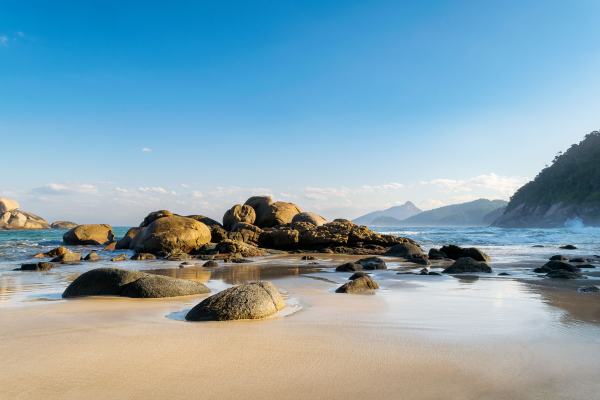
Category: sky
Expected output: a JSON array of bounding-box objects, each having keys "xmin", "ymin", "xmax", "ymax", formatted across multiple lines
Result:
[{"xmin": 1, "ymin": 0, "xmax": 599, "ymax": 226}]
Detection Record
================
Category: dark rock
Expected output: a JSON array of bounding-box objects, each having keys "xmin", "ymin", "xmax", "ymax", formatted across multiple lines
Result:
[
  {"xmin": 543, "ymin": 261, "xmax": 580, "ymax": 272},
  {"xmin": 498, "ymin": 272, "xmax": 511, "ymax": 276},
  {"xmin": 546, "ymin": 270, "xmax": 586, "ymax": 279},
  {"xmin": 203, "ymin": 261, "xmax": 219, "ymax": 267},
  {"xmin": 130, "ymin": 253, "xmax": 157, "ymax": 261},
  {"xmin": 442, "ymin": 257, "xmax": 492, "ymax": 274},
  {"xmin": 355, "ymin": 257, "xmax": 387, "ymax": 270},
  {"xmin": 115, "ymin": 227, "xmax": 140, "ymax": 250},
  {"xmin": 560, "ymin": 245, "xmax": 578, "ymax": 250},
  {"xmin": 428, "ymin": 271, "xmax": 442, "ymax": 276},
  {"xmin": 533, "ymin": 266, "xmax": 552, "ymax": 273},
  {"xmin": 232, "ymin": 259, "xmax": 254, "ymax": 263},
  {"xmin": 185, "ymin": 281, "xmax": 285, "ymax": 321},
  {"xmin": 20, "ymin": 262, "xmax": 53, "ymax": 271},
  {"xmin": 335, "ymin": 262, "xmax": 361, "ymax": 272},
  {"xmin": 568, "ymin": 258, "xmax": 586, "ymax": 263},
  {"xmin": 428, "ymin": 248, "xmax": 447, "ymax": 260},
  {"xmin": 532, "ymin": 245, "xmax": 544, "ymax": 247},
  {"xmin": 45, "ymin": 246, "xmax": 68, "ymax": 257},
  {"xmin": 335, "ymin": 276, "xmax": 379, "ymax": 293},
  {"xmin": 578, "ymin": 286, "xmax": 600, "ymax": 293},
  {"xmin": 51, "ymin": 253, "xmax": 82, "ymax": 263},
  {"xmin": 119, "ymin": 274, "xmax": 210, "ymax": 298},
  {"xmin": 301, "ymin": 255, "xmax": 315, "ymax": 260},
  {"xmin": 549, "ymin": 255, "xmax": 569, "ymax": 261},
  {"xmin": 419, "ymin": 268, "xmax": 429, "ymax": 275},
  {"xmin": 84, "ymin": 252, "xmax": 101, "ymax": 261},
  {"xmin": 462, "ymin": 248, "xmax": 491, "ymax": 262},
  {"xmin": 385, "ymin": 243, "xmax": 424, "ymax": 258},
  {"xmin": 439, "ymin": 245, "xmax": 464, "ymax": 260},
  {"xmin": 62, "ymin": 268, "xmax": 147, "ymax": 297},
  {"xmin": 580, "ymin": 264, "xmax": 596, "ymax": 268},
  {"xmin": 349, "ymin": 272, "xmax": 370, "ymax": 280}
]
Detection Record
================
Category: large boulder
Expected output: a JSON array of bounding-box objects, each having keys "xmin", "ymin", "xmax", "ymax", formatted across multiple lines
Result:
[
  {"xmin": 244, "ymin": 196, "xmax": 275, "ymax": 227},
  {"xmin": 222, "ymin": 205, "xmax": 256, "ymax": 231},
  {"xmin": 442, "ymin": 257, "xmax": 492, "ymax": 274},
  {"xmin": 546, "ymin": 270, "xmax": 586, "ymax": 279},
  {"xmin": 129, "ymin": 227, "xmax": 146, "ymax": 250},
  {"xmin": 230, "ymin": 222, "xmax": 263, "ymax": 243},
  {"xmin": 335, "ymin": 276, "xmax": 379, "ymax": 293},
  {"xmin": 0, "ymin": 197, "xmax": 19, "ymax": 213},
  {"xmin": 185, "ymin": 215, "xmax": 223, "ymax": 228},
  {"xmin": 20, "ymin": 262, "xmax": 53, "ymax": 271},
  {"xmin": 355, "ymin": 257, "xmax": 387, "ymax": 270},
  {"xmin": 50, "ymin": 221, "xmax": 78, "ymax": 229},
  {"xmin": 428, "ymin": 248, "xmax": 447, "ymax": 260},
  {"xmin": 258, "ymin": 227, "xmax": 300, "ymax": 248},
  {"xmin": 115, "ymin": 227, "xmax": 140, "ymax": 250},
  {"xmin": 440, "ymin": 245, "xmax": 491, "ymax": 262},
  {"xmin": 119, "ymin": 275, "xmax": 210, "ymax": 298},
  {"xmin": 185, "ymin": 281, "xmax": 285, "ymax": 321},
  {"xmin": 63, "ymin": 224, "xmax": 114, "ymax": 245},
  {"xmin": 51, "ymin": 253, "xmax": 82, "ymax": 263},
  {"xmin": 291, "ymin": 212, "xmax": 328, "ymax": 227},
  {"xmin": 133, "ymin": 216, "xmax": 211, "ymax": 254},
  {"xmin": 62, "ymin": 268, "xmax": 147, "ymax": 297},
  {"xmin": 336, "ymin": 262, "xmax": 362, "ymax": 272},
  {"xmin": 139, "ymin": 210, "xmax": 174, "ymax": 227},
  {"xmin": 0, "ymin": 210, "xmax": 51, "ymax": 230},
  {"xmin": 542, "ymin": 261, "xmax": 580, "ymax": 272},
  {"xmin": 385, "ymin": 243, "xmax": 424, "ymax": 258},
  {"xmin": 259, "ymin": 202, "xmax": 303, "ymax": 228}
]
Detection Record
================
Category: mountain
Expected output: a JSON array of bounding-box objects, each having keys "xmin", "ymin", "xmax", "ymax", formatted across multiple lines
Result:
[
  {"xmin": 370, "ymin": 216, "xmax": 404, "ymax": 226},
  {"xmin": 352, "ymin": 201, "xmax": 422, "ymax": 225},
  {"xmin": 482, "ymin": 206, "xmax": 506, "ymax": 226},
  {"xmin": 494, "ymin": 130, "xmax": 600, "ymax": 228},
  {"xmin": 396, "ymin": 199, "xmax": 508, "ymax": 226}
]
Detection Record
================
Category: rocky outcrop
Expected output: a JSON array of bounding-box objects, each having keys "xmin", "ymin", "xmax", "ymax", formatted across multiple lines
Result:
[
  {"xmin": 214, "ymin": 239, "xmax": 266, "ymax": 257},
  {"xmin": 51, "ymin": 221, "xmax": 78, "ymax": 229},
  {"xmin": 335, "ymin": 276, "xmax": 379, "ymax": 293},
  {"xmin": 230, "ymin": 222, "xmax": 263, "ymax": 243},
  {"xmin": 119, "ymin": 274, "xmax": 210, "ymax": 298},
  {"xmin": 223, "ymin": 205, "xmax": 256, "ymax": 230},
  {"xmin": 439, "ymin": 245, "xmax": 491, "ymax": 261},
  {"xmin": 259, "ymin": 201, "xmax": 303, "ymax": 228},
  {"xmin": 185, "ymin": 215, "xmax": 222, "ymax": 228},
  {"xmin": 442, "ymin": 257, "xmax": 492, "ymax": 273},
  {"xmin": 115, "ymin": 227, "xmax": 140, "ymax": 250},
  {"xmin": 185, "ymin": 281, "xmax": 285, "ymax": 321},
  {"xmin": 133, "ymin": 216, "xmax": 211, "ymax": 254},
  {"xmin": 139, "ymin": 210, "xmax": 174, "ymax": 227},
  {"xmin": 0, "ymin": 210, "xmax": 51, "ymax": 230},
  {"xmin": 492, "ymin": 203, "xmax": 600, "ymax": 228},
  {"xmin": 385, "ymin": 243, "xmax": 424, "ymax": 258},
  {"xmin": 63, "ymin": 224, "xmax": 114, "ymax": 245},
  {"xmin": 244, "ymin": 196, "xmax": 275, "ymax": 227},
  {"xmin": 0, "ymin": 198, "xmax": 19, "ymax": 213},
  {"xmin": 291, "ymin": 212, "xmax": 328, "ymax": 227}
]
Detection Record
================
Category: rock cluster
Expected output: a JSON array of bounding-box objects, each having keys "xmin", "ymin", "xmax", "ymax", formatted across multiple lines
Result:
[
  {"xmin": 442, "ymin": 257, "xmax": 492, "ymax": 273},
  {"xmin": 51, "ymin": 221, "xmax": 78, "ymax": 229},
  {"xmin": 0, "ymin": 197, "xmax": 51, "ymax": 230},
  {"xmin": 439, "ymin": 245, "xmax": 491, "ymax": 262}
]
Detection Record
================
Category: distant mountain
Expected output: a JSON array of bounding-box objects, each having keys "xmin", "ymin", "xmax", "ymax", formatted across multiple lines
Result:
[
  {"xmin": 352, "ymin": 201, "xmax": 422, "ymax": 225},
  {"xmin": 397, "ymin": 199, "xmax": 508, "ymax": 227},
  {"xmin": 482, "ymin": 206, "xmax": 506, "ymax": 226},
  {"xmin": 370, "ymin": 216, "xmax": 404, "ymax": 226}
]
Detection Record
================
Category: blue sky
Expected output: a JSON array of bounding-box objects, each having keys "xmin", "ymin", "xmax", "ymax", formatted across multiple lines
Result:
[{"xmin": 1, "ymin": 0, "xmax": 599, "ymax": 225}]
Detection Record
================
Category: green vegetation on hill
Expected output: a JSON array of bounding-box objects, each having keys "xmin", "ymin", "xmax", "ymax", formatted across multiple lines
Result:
[
  {"xmin": 506, "ymin": 131, "xmax": 600, "ymax": 211},
  {"xmin": 398, "ymin": 199, "xmax": 508, "ymax": 226},
  {"xmin": 370, "ymin": 216, "xmax": 404, "ymax": 226}
]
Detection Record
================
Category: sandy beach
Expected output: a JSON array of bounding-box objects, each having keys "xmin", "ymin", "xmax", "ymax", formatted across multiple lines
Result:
[{"xmin": 1, "ymin": 254, "xmax": 599, "ymax": 400}]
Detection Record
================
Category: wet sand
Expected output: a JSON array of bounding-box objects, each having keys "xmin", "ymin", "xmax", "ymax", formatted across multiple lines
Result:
[{"xmin": 1, "ymin": 254, "xmax": 600, "ymax": 399}]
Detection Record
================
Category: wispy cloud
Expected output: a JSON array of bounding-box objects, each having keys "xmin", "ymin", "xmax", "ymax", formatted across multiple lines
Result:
[
  {"xmin": 417, "ymin": 199, "xmax": 446, "ymax": 210},
  {"xmin": 0, "ymin": 36, "xmax": 8, "ymax": 45},
  {"xmin": 430, "ymin": 173, "xmax": 528, "ymax": 195},
  {"xmin": 181, "ymin": 184, "xmax": 190, "ymax": 188},
  {"xmin": 32, "ymin": 183, "xmax": 99, "ymax": 196},
  {"xmin": 142, "ymin": 148, "xmax": 152, "ymax": 152},
  {"xmin": 301, "ymin": 183, "xmax": 404, "ymax": 201}
]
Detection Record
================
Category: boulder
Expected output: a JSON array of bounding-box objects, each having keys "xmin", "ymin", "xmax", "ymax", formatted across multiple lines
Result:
[
  {"xmin": 578, "ymin": 286, "xmax": 600, "ymax": 293},
  {"xmin": 409, "ymin": 258, "xmax": 430, "ymax": 266},
  {"xmin": 185, "ymin": 215, "xmax": 223, "ymax": 228},
  {"xmin": 580, "ymin": 264, "xmax": 596, "ymax": 268},
  {"xmin": 569, "ymin": 258, "xmax": 586, "ymax": 263},
  {"xmin": 428, "ymin": 248, "xmax": 447, "ymax": 260},
  {"xmin": 45, "ymin": 246, "xmax": 67, "ymax": 257},
  {"xmin": 84, "ymin": 252, "xmax": 101, "ymax": 261},
  {"xmin": 20, "ymin": 262, "xmax": 53, "ymax": 271},
  {"xmin": 560, "ymin": 245, "xmax": 578, "ymax": 250},
  {"xmin": 50, "ymin": 221, "xmax": 78, "ymax": 229},
  {"xmin": 550, "ymin": 255, "xmax": 569, "ymax": 261},
  {"xmin": 32, "ymin": 253, "xmax": 45, "ymax": 258},
  {"xmin": 223, "ymin": 205, "xmax": 256, "ymax": 231},
  {"xmin": 165, "ymin": 250, "xmax": 192, "ymax": 261},
  {"xmin": 546, "ymin": 270, "xmax": 586, "ymax": 279},
  {"xmin": 51, "ymin": 253, "xmax": 82, "ymax": 263},
  {"xmin": 111, "ymin": 254, "xmax": 128, "ymax": 262},
  {"xmin": 131, "ymin": 253, "xmax": 156, "ymax": 260},
  {"xmin": 209, "ymin": 225, "xmax": 229, "ymax": 243},
  {"xmin": 335, "ymin": 262, "xmax": 361, "ymax": 272},
  {"xmin": 543, "ymin": 261, "xmax": 580, "ymax": 272},
  {"xmin": 385, "ymin": 243, "xmax": 424, "ymax": 258},
  {"xmin": 462, "ymin": 248, "xmax": 491, "ymax": 262},
  {"xmin": 498, "ymin": 272, "xmax": 511, "ymax": 276},
  {"xmin": 134, "ymin": 216, "xmax": 211, "ymax": 254},
  {"xmin": 139, "ymin": 210, "xmax": 174, "ymax": 228},
  {"xmin": 301, "ymin": 255, "xmax": 315, "ymax": 260},
  {"xmin": 258, "ymin": 228, "xmax": 300, "ymax": 248},
  {"xmin": 335, "ymin": 276, "xmax": 379, "ymax": 293},
  {"xmin": 291, "ymin": 212, "xmax": 328, "ymax": 227},
  {"xmin": 129, "ymin": 227, "xmax": 146, "ymax": 250},
  {"xmin": 63, "ymin": 224, "xmax": 114, "ymax": 245},
  {"xmin": 0, "ymin": 197, "xmax": 19, "ymax": 213},
  {"xmin": 102, "ymin": 242, "xmax": 117, "ymax": 251},
  {"xmin": 259, "ymin": 202, "xmax": 303, "ymax": 228},
  {"xmin": 215, "ymin": 239, "xmax": 265, "ymax": 257},
  {"xmin": 355, "ymin": 257, "xmax": 387, "ymax": 270},
  {"xmin": 244, "ymin": 196, "xmax": 275, "ymax": 227},
  {"xmin": 185, "ymin": 281, "xmax": 285, "ymax": 321},
  {"xmin": 119, "ymin": 274, "xmax": 210, "ymax": 298},
  {"xmin": 203, "ymin": 261, "xmax": 219, "ymax": 267},
  {"xmin": 230, "ymin": 222, "xmax": 263, "ymax": 243},
  {"xmin": 115, "ymin": 227, "xmax": 140, "ymax": 250},
  {"xmin": 439, "ymin": 245, "xmax": 464, "ymax": 260},
  {"xmin": 349, "ymin": 272, "xmax": 370, "ymax": 280},
  {"xmin": 442, "ymin": 257, "xmax": 492, "ymax": 274},
  {"xmin": 0, "ymin": 210, "xmax": 51, "ymax": 230},
  {"xmin": 419, "ymin": 268, "xmax": 429, "ymax": 275},
  {"xmin": 533, "ymin": 266, "xmax": 552, "ymax": 273},
  {"xmin": 62, "ymin": 268, "xmax": 147, "ymax": 297}
]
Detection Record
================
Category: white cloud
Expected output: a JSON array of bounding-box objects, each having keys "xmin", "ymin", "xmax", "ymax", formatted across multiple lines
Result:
[
  {"xmin": 142, "ymin": 148, "xmax": 152, "ymax": 152},
  {"xmin": 17, "ymin": 32, "xmax": 24, "ymax": 37},
  {"xmin": 417, "ymin": 199, "xmax": 446, "ymax": 211},
  {"xmin": 430, "ymin": 173, "xmax": 528, "ymax": 195},
  {"xmin": 0, "ymin": 36, "xmax": 8, "ymax": 45},
  {"xmin": 181, "ymin": 184, "xmax": 190, "ymax": 188},
  {"xmin": 449, "ymin": 195, "xmax": 479, "ymax": 203},
  {"xmin": 279, "ymin": 193, "xmax": 297, "ymax": 198},
  {"xmin": 32, "ymin": 183, "xmax": 99, "ymax": 196},
  {"xmin": 139, "ymin": 187, "xmax": 168, "ymax": 194},
  {"xmin": 305, "ymin": 193, "xmax": 328, "ymax": 201},
  {"xmin": 356, "ymin": 183, "xmax": 404, "ymax": 194},
  {"xmin": 301, "ymin": 183, "xmax": 403, "ymax": 200}
]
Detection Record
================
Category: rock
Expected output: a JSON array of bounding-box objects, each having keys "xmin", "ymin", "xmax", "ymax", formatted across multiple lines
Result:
[
  {"xmin": 439, "ymin": 245, "xmax": 464, "ymax": 260},
  {"xmin": 336, "ymin": 262, "xmax": 361, "ymax": 272},
  {"xmin": 291, "ymin": 212, "xmax": 328, "ymax": 227},
  {"xmin": 115, "ymin": 227, "xmax": 140, "ymax": 250},
  {"xmin": 62, "ymin": 268, "xmax": 147, "ymax": 297},
  {"xmin": 20, "ymin": 262, "xmax": 53, "ymax": 271},
  {"xmin": 210, "ymin": 225, "xmax": 229, "ymax": 243},
  {"xmin": 258, "ymin": 228, "xmax": 300, "ymax": 248},
  {"xmin": 165, "ymin": 251, "xmax": 192, "ymax": 261},
  {"xmin": 569, "ymin": 258, "xmax": 586, "ymax": 263},
  {"xmin": 335, "ymin": 276, "xmax": 379, "ymax": 293},
  {"xmin": 131, "ymin": 253, "xmax": 156, "ymax": 260},
  {"xmin": 230, "ymin": 222, "xmax": 263, "ymax": 243},
  {"xmin": 222, "ymin": 205, "xmax": 256, "ymax": 231},
  {"xmin": 51, "ymin": 253, "xmax": 82, "ymax": 263},
  {"xmin": 185, "ymin": 281, "xmax": 285, "ymax": 321},
  {"xmin": 419, "ymin": 268, "xmax": 429, "ymax": 275},
  {"xmin": 232, "ymin": 259, "xmax": 254, "ymax": 263},
  {"xmin": 0, "ymin": 197, "xmax": 19, "ymax": 213},
  {"xmin": 578, "ymin": 286, "xmax": 600, "ymax": 293},
  {"xmin": 102, "ymin": 242, "xmax": 117, "ymax": 251},
  {"xmin": 533, "ymin": 266, "xmax": 552, "ymax": 273},
  {"xmin": 134, "ymin": 216, "xmax": 211, "ymax": 254},
  {"xmin": 50, "ymin": 221, "xmax": 78, "ymax": 229},
  {"xmin": 560, "ymin": 245, "xmax": 578, "ymax": 250},
  {"xmin": 45, "ymin": 246, "xmax": 67, "ymax": 257},
  {"xmin": 498, "ymin": 272, "xmax": 511, "ymax": 276},
  {"xmin": 119, "ymin": 274, "xmax": 210, "ymax": 298},
  {"xmin": 111, "ymin": 254, "xmax": 128, "ymax": 262},
  {"xmin": 462, "ymin": 248, "xmax": 491, "ymax": 262},
  {"xmin": 442, "ymin": 257, "xmax": 492, "ymax": 273},
  {"xmin": 543, "ymin": 261, "xmax": 581, "ymax": 272},
  {"xmin": 546, "ymin": 270, "xmax": 586, "ymax": 279},
  {"xmin": 532, "ymin": 245, "xmax": 544, "ymax": 247},
  {"xmin": 63, "ymin": 224, "xmax": 114, "ymax": 245},
  {"xmin": 129, "ymin": 227, "xmax": 146, "ymax": 250},
  {"xmin": 257, "ymin": 202, "xmax": 303, "ymax": 228},
  {"xmin": 355, "ymin": 257, "xmax": 387, "ymax": 270},
  {"xmin": 549, "ymin": 255, "xmax": 569, "ymax": 261},
  {"xmin": 243, "ymin": 196, "xmax": 275, "ymax": 227},
  {"xmin": 580, "ymin": 264, "xmax": 596, "ymax": 268},
  {"xmin": 214, "ymin": 239, "xmax": 265, "ymax": 257},
  {"xmin": 301, "ymin": 255, "xmax": 315, "ymax": 260},
  {"xmin": 0, "ymin": 210, "xmax": 51, "ymax": 230},
  {"xmin": 385, "ymin": 243, "xmax": 424, "ymax": 258},
  {"xmin": 139, "ymin": 210, "xmax": 174, "ymax": 227},
  {"xmin": 32, "ymin": 253, "xmax": 45, "ymax": 258},
  {"xmin": 428, "ymin": 271, "xmax": 442, "ymax": 276},
  {"xmin": 203, "ymin": 261, "xmax": 219, "ymax": 267},
  {"xmin": 185, "ymin": 215, "xmax": 222, "ymax": 228},
  {"xmin": 349, "ymin": 272, "xmax": 371, "ymax": 280},
  {"xmin": 428, "ymin": 248, "xmax": 447, "ymax": 260},
  {"xmin": 84, "ymin": 252, "xmax": 101, "ymax": 261}
]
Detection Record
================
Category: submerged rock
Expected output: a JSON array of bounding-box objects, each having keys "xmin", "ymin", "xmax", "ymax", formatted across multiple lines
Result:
[
  {"xmin": 498, "ymin": 272, "xmax": 511, "ymax": 276},
  {"xmin": 549, "ymin": 255, "xmax": 569, "ymax": 261},
  {"xmin": 569, "ymin": 258, "xmax": 586, "ymax": 263},
  {"xmin": 130, "ymin": 253, "xmax": 156, "ymax": 260},
  {"xmin": 20, "ymin": 262, "xmax": 53, "ymax": 271},
  {"xmin": 546, "ymin": 270, "xmax": 586, "ymax": 279},
  {"xmin": 442, "ymin": 257, "xmax": 492, "ymax": 274},
  {"xmin": 578, "ymin": 286, "xmax": 600, "ymax": 293},
  {"xmin": 543, "ymin": 261, "xmax": 580, "ymax": 272},
  {"xmin": 51, "ymin": 221, "xmax": 78, "ymax": 229},
  {"xmin": 51, "ymin": 252, "xmax": 82, "ymax": 263},
  {"xmin": 355, "ymin": 257, "xmax": 387, "ymax": 270},
  {"xmin": 185, "ymin": 281, "xmax": 285, "ymax": 321},
  {"xmin": 533, "ymin": 266, "xmax": 552, "ymax": 273},
  {"xmin": 111, "ymin": 254, "xmax": 128, "ymax": 262},
  {"xmin": 301, "ymin": 255, "xmax": 315, "ymax": 260},
  {"xmin": 335, "ymin": 262, "xmax": 361, "ymax": 272},
  {"xmin": 560, "ymin": 245, "xmax": 578, "ymax": 250},
  {"xmin": 384, "ymin": 243, "xmax": 424, "ymax": 258},
  {"xmin": 335, "ymin": 276, "xmax": 379, "ymax": 293},
  {"xmin": 84, "ymin": 252, "xmax": 101, "ymax": 261},
  {"xmin": 119, "ymin": 274, "xmax": 210, "ymax": 298},
  {"xmin": 63, "ymin": 224, "xmax": 114, "ymax": 245}
]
